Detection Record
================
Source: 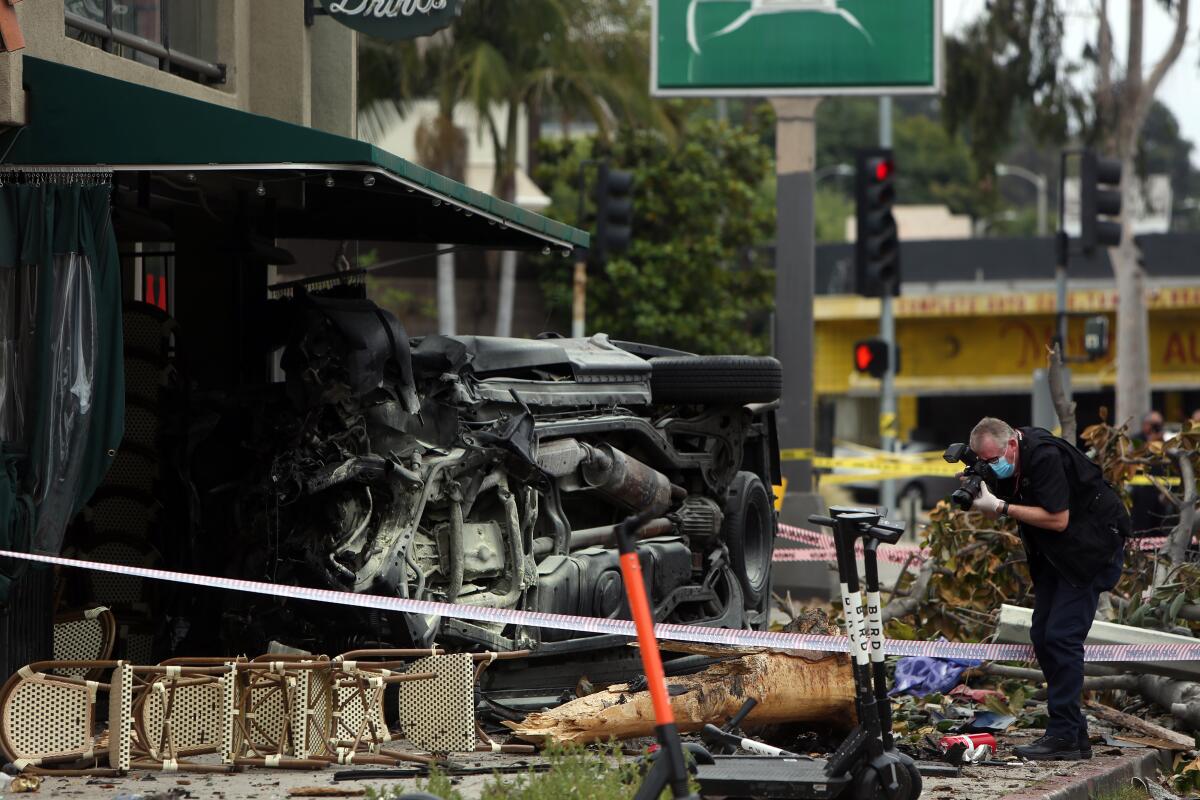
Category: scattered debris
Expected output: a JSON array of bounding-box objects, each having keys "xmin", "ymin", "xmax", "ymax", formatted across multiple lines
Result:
[
  {"xmin": 3, "ymin": 773, "xmax": 41, "ymax": 793},
  {"xmin": 1085, "ymin": 699, "xmax": 1195, "ymax": 750},
  {"xmin": 287, "ymin": 788, "xmax": 367, "ymax": 797}
]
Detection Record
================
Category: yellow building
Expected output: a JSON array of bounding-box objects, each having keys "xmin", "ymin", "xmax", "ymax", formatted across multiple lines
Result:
[{"xmin": 815, "ymin": 286, "xmax": 1200, "ymax": 444}]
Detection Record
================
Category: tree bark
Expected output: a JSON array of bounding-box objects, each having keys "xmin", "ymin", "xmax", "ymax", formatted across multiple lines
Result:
[
  {"xmin": 1135, "ymin": 674, "xmax": 1200, "ymax": 734},
  {"xmin": 882, "ymin": 559, "xmax": 932, "ymax": 624},
  {"xmin": 1046, "ymin": 343, "xmax": 1076, "ymax": 445},
  {"xmin": 1152, "ymin": 449, "xmax": 1197, "ymax": 593},
  {"xmin": 494, "ymin": 250, "xmax": 517, "ymax": 337},
  {"xmin": 492, "ymin": 98, "xmax": 522, "ymax": 337},
  {"xmin": 1109, "ymin": 0, "xmax": 1189, "ymax": 428},
  {"xmin": 504, "ymin": 651, "xmax": 856, "ymax": 745},
  {"xmin": 437, "ymin": 247, "xmax": 456, "ymax": 334}
]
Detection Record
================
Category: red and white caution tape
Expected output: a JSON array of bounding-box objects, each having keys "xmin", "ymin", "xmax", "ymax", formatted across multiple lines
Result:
[
  {"xmin": 776, "ymin": 524, "xmax": 929, "ymax": 565},
  {"xmin": 775, "ymin": 524, "xmax": 1171, "ymax": 566},
  {"xmin": 4, "ymin": 548, "xmax": 1200, "ymax": 664}
]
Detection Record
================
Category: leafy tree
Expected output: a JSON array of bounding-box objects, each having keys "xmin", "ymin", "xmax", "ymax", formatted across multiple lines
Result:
[
  {"xmin": 814, "ymin": 185, "xmax": 853, "ymax": 244},
  {"xmin": 942, "ymin": 0, "xmax": 1193, "ymax": 426},
  {"xmin": 534, "ymin": 119, "xmax": 775, "ymax": 355},
  {"xmin": 357, "ymin": 2, "xmax": 667, "ymax": 337},
  {"xmin": 812, "ymin": 99, "xmax": 996, "ymax": 234}
]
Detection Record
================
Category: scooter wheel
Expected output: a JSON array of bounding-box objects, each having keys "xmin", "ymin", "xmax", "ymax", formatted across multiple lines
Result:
[
  {"xmin": 853, "ymin": 758, "xmax": 918, "ymax": 800},
  {"xmin": 899, "ymin": 753, "xmax": 923, "ymax": 798}
]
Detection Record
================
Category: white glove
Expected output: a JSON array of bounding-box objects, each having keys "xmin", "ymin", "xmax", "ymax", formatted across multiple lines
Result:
[{"xmin": 971, "ymin": 482, "xmax": 1003, "ymax": 516}]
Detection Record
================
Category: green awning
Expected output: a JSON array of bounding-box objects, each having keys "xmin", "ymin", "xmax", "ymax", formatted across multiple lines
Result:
[{"xmin": 0, "ymin": 58, "xmax": 587, "ymax": 251}]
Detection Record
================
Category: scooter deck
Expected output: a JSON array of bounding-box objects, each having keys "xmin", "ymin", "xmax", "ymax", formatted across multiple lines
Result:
[{"xmin": 693, "ymin": 755, "xmax": 853, "ymax": 799}]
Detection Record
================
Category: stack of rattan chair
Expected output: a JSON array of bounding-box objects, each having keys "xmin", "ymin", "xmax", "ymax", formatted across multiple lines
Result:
[{"xmin": 1, "ymin": 646, "xmax": 532, "ymax": 776}]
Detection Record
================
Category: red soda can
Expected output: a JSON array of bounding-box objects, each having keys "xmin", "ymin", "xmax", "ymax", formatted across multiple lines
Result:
[{"xmin": 938, "ymin": 733, "xmax": 997, "ymax": 763}]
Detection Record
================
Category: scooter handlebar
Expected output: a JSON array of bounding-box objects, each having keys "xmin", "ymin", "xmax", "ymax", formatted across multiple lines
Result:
[
  {"xmin": 865, "ymin": 521, "xmax": 905, "ymax": 544},
  {"xmin": 807, "ymin": 514, "xmax": 838, "ymax": 529}
]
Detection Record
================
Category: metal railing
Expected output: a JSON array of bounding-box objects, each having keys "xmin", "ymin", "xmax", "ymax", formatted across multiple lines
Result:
[{"xmin": 65, "ymin": 5, "xmax": 225, "ymax": 84}]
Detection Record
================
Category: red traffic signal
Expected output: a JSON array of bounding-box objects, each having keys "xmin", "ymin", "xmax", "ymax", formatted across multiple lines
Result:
[
  {"xmin": 853, "ymin": 338, "xmax": 891, "ymax": 378},
  {"xmin": 873, "ymin": 159, "xmax": 893, "ymax": 182}
]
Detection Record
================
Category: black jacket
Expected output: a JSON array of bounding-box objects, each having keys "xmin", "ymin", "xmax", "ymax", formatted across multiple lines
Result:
[{"xmin": 1005, "ymin": 427, "xmax": 1129, "ymax": 587}]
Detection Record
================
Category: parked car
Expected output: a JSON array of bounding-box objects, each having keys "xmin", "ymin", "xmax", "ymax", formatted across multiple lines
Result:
[{"xmin": 201, "ymin": 293, "xmax": 782, "ymax": 656}]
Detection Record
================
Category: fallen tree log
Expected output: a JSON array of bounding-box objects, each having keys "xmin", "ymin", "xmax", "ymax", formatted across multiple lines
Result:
[
  {"xmin": 1133, "ymin": 674, "xmax": 1200, "ymax": 733},
  {"xmin": 504, "ymin": 649, "xmax": 857, "ymax": 746},
  {"xmin": 1084, "ymin": 700, "xmax": 1195, "ymax": 749}
]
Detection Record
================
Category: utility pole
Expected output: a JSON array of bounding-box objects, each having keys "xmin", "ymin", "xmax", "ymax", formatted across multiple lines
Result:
[{"xmin": 878, "ymin": 96, "xmax": 898, "ymax": 515}]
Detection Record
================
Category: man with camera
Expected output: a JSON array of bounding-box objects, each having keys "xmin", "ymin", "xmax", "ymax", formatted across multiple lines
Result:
[{"xmin": 964, "ymin": 417, "xmax": 1129, "ymax": 761}]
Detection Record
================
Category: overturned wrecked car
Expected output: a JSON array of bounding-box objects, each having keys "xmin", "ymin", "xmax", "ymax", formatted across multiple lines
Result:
[{"xmin": 199, "ymin": 293, "xmax": 781, "ymax": 656}]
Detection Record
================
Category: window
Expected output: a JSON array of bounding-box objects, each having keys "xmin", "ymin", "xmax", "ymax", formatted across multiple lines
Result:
[{"xmin": 64, "ymin": 0, "xmax": 224, "ymax": 84}]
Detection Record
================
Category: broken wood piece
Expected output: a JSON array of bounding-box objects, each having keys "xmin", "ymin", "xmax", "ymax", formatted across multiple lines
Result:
[
  {"xmin": 1115, "ymin": 734, "xmax": 1193, "ymax": 751},
  {"xmin": 1084, "ymin": 700, "xmax": 1194, "ymax": 749},
  {"xmin": 505, "ymin": 649, "xmax": 856, "ymax": 745}
]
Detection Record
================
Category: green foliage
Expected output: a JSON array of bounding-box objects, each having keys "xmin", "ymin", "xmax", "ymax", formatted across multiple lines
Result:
[
  {"xmin": 892, "ymin": 503, "xmax": 1028, "ymax": 643},
  {"xmin": 367, "ymin": 276, "xmax": 437, "ymax": 323},
  {"xmin": 813, "ymin": 98, "xmax": 997, "ymax": 222},
  {"xmin": 815, "ymin": 185, "xmax": 853, "ymax": 244},
  {"xmin": 1092, "ymin": 786, "xmax": 1149, "ymax": 800},
  {"xmin": 941, "ymin": 1, "xmax": 1072, "ymax": 170},
  {"xmin": 890, "ymin": 417, "xmax": 1200, "ymax": 645},
  {"xmin": 534, "ymin": 118, "xmax": 775, "ymax": 355},
  {"xmin": 367, "ymin": 744, "xmax": 690, "ymax": 800}
]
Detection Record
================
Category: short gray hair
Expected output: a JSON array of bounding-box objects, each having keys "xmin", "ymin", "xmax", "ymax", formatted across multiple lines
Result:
[{"xmin": 970, "ymin": 417, "xmax": 1014, "ymax": 452}]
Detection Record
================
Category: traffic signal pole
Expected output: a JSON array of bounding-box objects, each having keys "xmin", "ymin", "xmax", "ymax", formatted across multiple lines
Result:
[
  {"xmin": 771, "ymin": 98, "xmax": 822, "ymax": 532},
  {"xmin": 878, "ymin": 97, "xmax": 898, "ymax": 515}
]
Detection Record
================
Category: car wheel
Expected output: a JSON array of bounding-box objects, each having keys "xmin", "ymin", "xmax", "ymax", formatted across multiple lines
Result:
[
  {"xmin": 649, "ymin": 356, "xmax": 782, "ymax": 405},
  {"xmin": 721, "ymin": 471, "xmax": 775, "ymax": 609},
  {"xmin": 900, "ymin": 482, "xmax": 925, "ymax": 511}
]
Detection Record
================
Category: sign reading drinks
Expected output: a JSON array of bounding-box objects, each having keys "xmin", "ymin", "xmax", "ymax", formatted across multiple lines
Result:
[
  {"xmin": 320, "ymin": 0, "xmax": 462, "ymax": 41},
  {"xmin": 652, "ymin": 0, "xmax": 941, "ymax": 97}
]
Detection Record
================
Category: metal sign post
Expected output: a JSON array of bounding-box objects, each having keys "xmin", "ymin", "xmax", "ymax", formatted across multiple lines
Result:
[{"xmin": 878, "ymin": 97, "xmax": 897, "ymax": 514}]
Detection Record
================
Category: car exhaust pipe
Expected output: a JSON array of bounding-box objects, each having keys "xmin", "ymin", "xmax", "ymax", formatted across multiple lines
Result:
[{"xmin": 581, "ymin": 443, "xmax": 673, "ymax": 516}]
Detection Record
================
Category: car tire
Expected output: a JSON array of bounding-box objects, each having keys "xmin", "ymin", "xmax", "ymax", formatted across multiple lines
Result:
[
  {"xmin": 649, "ymin": 356, "xmax": 782, "ymax": 405},
  {"xmin": 721, "ymin": 471, "xmax": 775, "ymax": 610},
  {"xmin": 900, "ymin": 482, "xmax": 925, "ymax": 511}
]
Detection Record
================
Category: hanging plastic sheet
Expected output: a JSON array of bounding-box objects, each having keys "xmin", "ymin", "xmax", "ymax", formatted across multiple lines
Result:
[{"xmin": 0, "ymin": 177, "xmax": 124, "ymax": 593}]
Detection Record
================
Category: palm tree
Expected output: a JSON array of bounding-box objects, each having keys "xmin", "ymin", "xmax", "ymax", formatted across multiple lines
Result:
[
  {"xmin": 358, "ymin": 1, "xmax": 672, "ymax": 336},
  {"xmin": 434, "ymin": 0, "xmax": 674, "ymax": 335}
]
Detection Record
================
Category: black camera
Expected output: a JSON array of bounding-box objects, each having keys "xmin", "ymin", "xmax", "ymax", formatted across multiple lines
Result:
[{"xmin": 943, "ymin": 443, "xmax": 992, "ymax": 511}]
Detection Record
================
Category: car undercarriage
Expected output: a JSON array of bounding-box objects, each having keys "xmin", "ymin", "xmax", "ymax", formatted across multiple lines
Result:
[{"xmin": 185, "ymin": 293, "xmax": 781, "ymax": 657}]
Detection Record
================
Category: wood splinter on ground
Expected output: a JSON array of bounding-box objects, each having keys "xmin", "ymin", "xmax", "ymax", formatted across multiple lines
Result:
[{"xmin": 505, "ymin": 636, "xmax": 857, "ymax": 745}]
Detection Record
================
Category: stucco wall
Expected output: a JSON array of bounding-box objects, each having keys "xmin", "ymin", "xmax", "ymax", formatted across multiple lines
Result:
[{"xmin": 0, "ymin": 0, "xmax": 355, "ymax": 135}]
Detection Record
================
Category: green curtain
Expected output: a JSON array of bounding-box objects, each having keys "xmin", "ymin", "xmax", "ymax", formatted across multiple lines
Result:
[{"xmin": 0, "ymin": 182, "xmax": 124, "ymax": 600}]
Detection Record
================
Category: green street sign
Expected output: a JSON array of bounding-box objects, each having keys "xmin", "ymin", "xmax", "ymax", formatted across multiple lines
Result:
[
  {"xmin": 652, "ymin": 0, "xmax": 941, "ymax": 96},
  {"xmin": 320, "ymin": 0, "xmax": 462, "ymax": 41}
]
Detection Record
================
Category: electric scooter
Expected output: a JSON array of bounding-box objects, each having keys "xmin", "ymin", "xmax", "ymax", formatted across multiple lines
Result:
[{"xmin": 629, "ymin": 505, "xmax": 921, "ymax": 799}]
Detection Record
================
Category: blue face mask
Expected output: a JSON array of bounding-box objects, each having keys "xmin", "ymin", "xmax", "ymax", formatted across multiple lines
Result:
[{"xmin": 991, "ymin": 454, "xmax": 1015, "ymax": 479}]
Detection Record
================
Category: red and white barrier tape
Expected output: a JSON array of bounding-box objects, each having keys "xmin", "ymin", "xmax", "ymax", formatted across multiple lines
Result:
[
  {"xmin": 4, "ymin": 548, "xmax": 1200, "ymax": 664},
  {"xmin": 775, "ymin": 524, "xmax": 1170, "ymax": 566},
  {"xmin": 776, "ymin": 525, "xmax": 929, "ymax": 564}
]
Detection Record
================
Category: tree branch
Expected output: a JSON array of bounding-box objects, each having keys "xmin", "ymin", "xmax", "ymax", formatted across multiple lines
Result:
[
  {"xmin": 1140, "ymin": 0, "xmax": 1190, "ymax": 121},
  {"xmin": 1124, "ymin": 0, "xmax": 1145, "ymax": 118},
  {"xmin": 1046, "ymin": 342, "xmax": 1077, "ymax": 444},
  {"xmin": 1096, "ymin": 0, "xmax": 1114, "ymax": 142},
  {"xmin": 1152, "ymin": 449, "xmax": 1197, "ymax": 593},
  {"xmin": 882, "ymin": 559, "xmax": 932, "ymax": 623}
]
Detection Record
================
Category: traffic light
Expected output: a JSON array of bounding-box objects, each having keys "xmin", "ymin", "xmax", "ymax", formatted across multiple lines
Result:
[
  {"xmin": 853, "ymin": 338, "xmax": 890, "ymax": 379},
  {"xmin": 1080, "ymin": 149, "xmax": 1122, "ymax": 252},
  {"xmin": 854, "ymin": 149, "xmax": 899, "ymax": 297},
  {"xmin": 592, "ymin": 162, "xmax": 633, "ymax": 268}
]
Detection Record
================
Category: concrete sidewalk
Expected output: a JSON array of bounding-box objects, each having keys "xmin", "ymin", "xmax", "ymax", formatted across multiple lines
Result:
[{"xmin": 19, "ymin": 744, "xmax": 1167, "ymax": 799}]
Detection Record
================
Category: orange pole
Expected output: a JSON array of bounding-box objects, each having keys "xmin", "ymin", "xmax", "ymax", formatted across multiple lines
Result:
[{"xmin": 619, "ymin": 551, "xmax": 674, "ymax": 726}]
